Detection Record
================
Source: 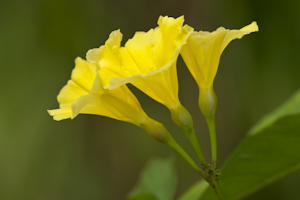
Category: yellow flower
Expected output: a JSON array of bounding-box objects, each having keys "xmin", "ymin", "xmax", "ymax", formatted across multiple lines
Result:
[
  {"xmin": 48, "ymin": 57, "xmax": 142, "ymax": 124},
  {"xmin": 48, "ymin": 57, "xmax": 173, "ymax": 142},
  {"xmin": 87, "ymin": 16, "xmax": 195, "ymax": 131},
  {"xmin": 180, "ymin": 21, "xmax": 258, "ymax": 118}
]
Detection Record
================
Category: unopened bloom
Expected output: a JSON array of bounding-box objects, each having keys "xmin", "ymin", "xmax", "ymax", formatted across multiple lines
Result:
[
  {"xmin": 180, "ymin": 21, "xmax": 258, "ymax": 118},
  {"xmin": 48, "ymin": 57, "xmax": 172, "ymax": 143},
  {"xmin": 87, "ymin": 16, "xmax": 195, "ymax": 132}
]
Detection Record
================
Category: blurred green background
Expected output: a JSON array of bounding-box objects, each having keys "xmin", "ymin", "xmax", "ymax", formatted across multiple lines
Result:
[{"xmin": 1, "ymin": 0, "xmax": 300, "ymax": 199}]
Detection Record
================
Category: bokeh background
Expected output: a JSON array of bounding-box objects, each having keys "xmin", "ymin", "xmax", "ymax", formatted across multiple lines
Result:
[{"xmin": 1, "ymin": 0, "xmax": 300, "ymax": 199}]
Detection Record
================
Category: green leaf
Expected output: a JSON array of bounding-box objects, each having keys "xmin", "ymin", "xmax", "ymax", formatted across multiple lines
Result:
[
  {"xmin": 128, "ymin": 157, "xmax": 177, "ymax": 200},
  {"xmin": 178, "ymin": 90, "xmax": 300, "ymax": 200},
  {"xmin": 176, "ymin": 179, "xmax": 209, "ymax": 200},
  {"xmin": 248, "ymin": 90, "xmax": 300, "ymax": 135}
]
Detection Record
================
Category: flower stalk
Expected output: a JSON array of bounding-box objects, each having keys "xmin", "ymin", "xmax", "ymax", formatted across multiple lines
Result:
[
  {"xmin": 206, "ymin": 117, "xmax": 217, "ymax": 168},
  {"xmin": 199, "ymin": 86, "xmax": 218, "ymax": 168},
  {"xmin": 165, "ymin": 138, "xmax": 206, "ymax": 178},
  {"xmin": 185, "ymin": 128, "xmax": 208, "ymax": 168},
  {"xmin": 170, "ymin": 103, "xmax": 208, "ymax": 167}
]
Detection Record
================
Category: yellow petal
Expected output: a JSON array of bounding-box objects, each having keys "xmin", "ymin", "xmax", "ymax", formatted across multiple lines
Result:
[
  {"xmin": 86, "ymin": 46, "xmax": 103, "ymax": 63},
  {"xmin": 72, "ymin": 69, "xmax": 147, "ymax": 125},
  {"xmin": 181, "ymin": 21, "xmax": 258, "ymax": 88},
  {"xmin": 48, "ymin": 57, "xmax": 97, "ymax": 120},
  {"xmin": 220, "ymin": 21, "xmax": 259, "ymax": 53},
  {"xmin": 105, "ymin": 29, "xmax": 123, "ymax": 47},
  {"xmin": 47, "ymin": 108, "xmax": 72, "ymax": 121},
  {"xmin": 71, "ymin": 57, "xmax": 97, "ymax": 92},
  {"xmin": 49, "ymin": 56, "xmax": 148, "ymax": 125},
  {"xmin": 86, "ymin": 30, "xmax": 122, "ymax": 64},
  {"xmin": 100, "ymin": 16, "xmax": 193, "ymax": 108},
  {"xmin": 56, "ymin": 79, "xmax": 88, "ymax": 109},
  {"xmin": 56, "ymin": 57, "xmax": 97, "ymax": 110}
]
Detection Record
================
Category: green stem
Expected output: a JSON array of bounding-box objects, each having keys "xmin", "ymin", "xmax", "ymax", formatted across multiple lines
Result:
[
  {"xmin": 206, "ymin": 117, "xmax": 217, "ymax": 168},
  {"xmin": 166, "ymin": 139, "xmax": 206, "ymax": 178},
  {"xmin": 184, "ymin": 128, "xmax": 208, "ymax": 168},
  {"xmin": 169, "ymin": 103, "xmax": 208, "ymax": 168},
  {"xmin": 210, "ymin": 175, "xmax": 226, "ymax": 200}
]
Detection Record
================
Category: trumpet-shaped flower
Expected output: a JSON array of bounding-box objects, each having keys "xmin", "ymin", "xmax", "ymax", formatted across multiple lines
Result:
[
  {"xmin": 180, "ymin": 21, "xmax": 258, "ymax": 118},
  {"xmin": 87, "ymin": 16, "xmax": 195, "ymax": 131},
  {"xmin": 48, "ymin": 57, "xmax": 172, "ymax": 142}
]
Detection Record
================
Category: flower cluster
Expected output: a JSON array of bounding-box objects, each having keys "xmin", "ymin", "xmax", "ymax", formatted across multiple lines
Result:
[{"xmin": 48, "ymin": 15, "xmax": 258, "ymax": 147}]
